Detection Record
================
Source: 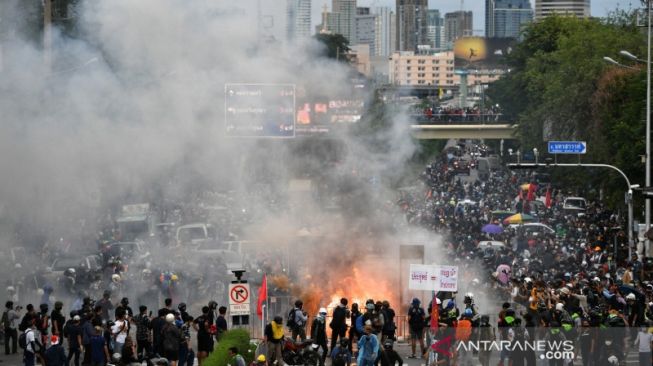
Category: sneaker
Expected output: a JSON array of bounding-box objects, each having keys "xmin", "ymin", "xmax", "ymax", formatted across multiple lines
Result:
[{"xmin": 408, "ymin": 355, "xmax": 416, "ymax": 359}]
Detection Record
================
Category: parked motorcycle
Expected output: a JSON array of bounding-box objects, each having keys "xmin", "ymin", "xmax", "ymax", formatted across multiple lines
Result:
[{"xmin": 281, "ymin": 337, "xmax": 319, "ymax": 366}]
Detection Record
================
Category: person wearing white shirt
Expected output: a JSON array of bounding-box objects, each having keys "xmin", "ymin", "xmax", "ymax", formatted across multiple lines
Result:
[
  {"xmin": 112, "ymin": 309, "xmax": 129, "ymax": 355},
  {"xmin": 23, "ymin": 314, "xmax": 41, "ymax": 366},
  {"xmin": 633, "ymin": 326, "xmax": 653, "ymax": 366}
]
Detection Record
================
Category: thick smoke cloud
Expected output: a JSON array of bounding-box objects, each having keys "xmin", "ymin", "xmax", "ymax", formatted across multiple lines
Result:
[{"xmin": 0, "ymin": 0, "xmax": 466, "ymax": 315}]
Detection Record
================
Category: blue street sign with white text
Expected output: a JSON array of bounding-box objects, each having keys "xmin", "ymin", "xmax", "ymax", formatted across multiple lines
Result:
[{"xmin": 547, "ymin": 141, "xmax": 587, "ymax": 154}]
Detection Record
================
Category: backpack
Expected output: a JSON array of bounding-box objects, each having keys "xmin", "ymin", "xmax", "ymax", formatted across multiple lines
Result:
[
  {"xmin": 19, "ymin": 329, "xmax": 31, "ymax": 349},
  {"xmin": 332, "ymin": 347, "xmax": 349, "ymax": 366},
  {"xmin": 1, "ymin": 311, "xmax": 8, "ymax": 329},
  {"xmin": 355, "ymin": 314, "xmax": 364, "ymax": 334},
  {"xmin": 286, "ymin": 309, "xmax": 297, "ymax": 329},
  {"xmin": 455, "ymin": 319, "xmax": 472, "ymax": 341},
  {"xmin": 408, "ymin": 307, "xmax": 425, "ymax": 328},
  {"xmin": 361, "ymin": 335, "xmax": 377, "ymax": 362}
]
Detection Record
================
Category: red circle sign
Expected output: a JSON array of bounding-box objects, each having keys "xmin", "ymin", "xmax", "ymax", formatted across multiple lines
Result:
[{"xmin": 230, "ymin": 285, "xmax": 249, "ymax": 304}]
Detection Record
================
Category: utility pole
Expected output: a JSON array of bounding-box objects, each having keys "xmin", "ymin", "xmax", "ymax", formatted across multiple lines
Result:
[
  {"xmin": 646, "ymin": 0, "xmax": 651, "ymax": 255},
  {"xmin": 44, "ymin": 0, "xmax": 52, "ymax": 71}
]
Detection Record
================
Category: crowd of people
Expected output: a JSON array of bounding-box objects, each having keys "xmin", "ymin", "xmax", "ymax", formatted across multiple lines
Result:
[
  {"xmin": 394, "ymin": 143, "xmax": 653, "ymax": 365},
  {"xmin": 414, "ymin": 107, "xmax": 504, "ymax": 124},
  {"xmin": 2, "ymin": 294, "xmax": 229, "ymax": 366}
]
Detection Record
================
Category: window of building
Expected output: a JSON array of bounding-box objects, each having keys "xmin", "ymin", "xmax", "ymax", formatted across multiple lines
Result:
[{"xmin": 407, "ymin": 66, "xmax": 411, "ymax": 70}]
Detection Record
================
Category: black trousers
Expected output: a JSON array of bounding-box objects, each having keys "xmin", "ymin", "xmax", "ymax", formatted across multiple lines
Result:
[
  {"xmin": 137, "ymin": 339, "xmax": 152, "ymax": 360},
  {"xmin": 67, "ymin": 346, "xmax": 81, "ymax": 366},
  {"xmin": 330, "ymin": 327, "xmax": 346, "ymax": 351},
  {"xmin": 4, "ymin": 328, "xmax": 17, "ymax": 354}
]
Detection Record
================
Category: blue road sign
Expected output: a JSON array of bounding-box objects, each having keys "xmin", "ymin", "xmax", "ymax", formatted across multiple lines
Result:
[{"xmin": 547, "ymin": 141, "xmax": 587, "ymax": 154}]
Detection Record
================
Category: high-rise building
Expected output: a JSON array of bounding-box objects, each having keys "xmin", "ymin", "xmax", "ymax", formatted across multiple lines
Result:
[
  {"xmin": 286, "ymin": 0, "xmax": 312, "ymax": 41},
  {"xmin": 333, "ymin": 0, "xmax": 357, "ymax": 43},
  {"xmin": 486, "ymin": 0, "xmax": 533, "ymax": 38},
  {"xmin": 372, "ymin": 7, "xmax": 395, "ymax": 57},
  {"xmin": 356, "ymin": 8, "xmax": 377, "ymax": 55},
  {"xmin": 396, "ymin": 0, "xmax": 429, "ymax": 52},
  {"xmin": 444, "ymin": 11, "xmax": 473, "ymax": 47},
  {"xmin": 534, "ymin": 0, "xmax": 590, "ymax": 20},
  {"xmin": 427, "ymin": 9, "xmax": 444, "ymax": 50}
]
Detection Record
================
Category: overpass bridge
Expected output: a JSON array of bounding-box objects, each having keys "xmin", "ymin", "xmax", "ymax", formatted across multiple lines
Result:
[{"xmin": 410, "ymin": 123, "xmax": 517, "ymax": 139}]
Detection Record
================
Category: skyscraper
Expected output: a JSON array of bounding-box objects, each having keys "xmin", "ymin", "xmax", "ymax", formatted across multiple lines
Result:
[
  {"xmin": 444, "ymin": 11, "xmax": 473, "ymax": 47},
  {"xmin": 372, "ymin": 6, "xmax": 395, "ymax": 57},
  {"xmin": 356, "ymin": 7, "xmax": 377, "ymax": 55},
  {"xmin": 534, "ymin": 0, "xmax": 590, "ymax": 20},
  {"xmin": 396, "ymin": 0, "xmax": 428, "ymax": 52},
  {"xmin": 333, "ymin": 0, "xmax": 357, "ymax": 43},
  {"xmin": 486, "ymin": 0, "xmax": 533, "ymax": 38},
  {"xmin": 286, "ymin": 0, "xmax": 312, "ymax": 41},
  {"xmin": 427, "ymin": 9, "xmax": 444, "ymax": 50}
]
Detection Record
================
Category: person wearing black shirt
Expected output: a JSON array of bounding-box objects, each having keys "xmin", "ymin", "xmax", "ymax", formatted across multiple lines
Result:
[
  {"xmin": 193, "ymin": 306, "xmax": 214, "ymax": 366},
  {"xmin": 50, "ymin": 302, "xmax": 66, "ymax": 337},
  {"xmin": 216, "ymin": 306, "xmax": 228, "ymax": 342},
  {"xmin": 379, "ymin": 339, "xmax": 403, "ymax": 366},
  {"xmin": 330, "ymin": 298, "xmax": 349, "ymax": 352},
  {"xmin": 151, "ymin": 309, "xmax": 168, "ymax": 356},
  {"xmin": 115, "ymin": 297, "xmax": 134, "ymax": 320},
  {"xmin": 65, "ymin": 315, "xmax": 82, "ymax": 366}
]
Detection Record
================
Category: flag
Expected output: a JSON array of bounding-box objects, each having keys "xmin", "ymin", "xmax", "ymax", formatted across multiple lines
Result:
[
  {"xmin": 430, "ymin": 293, "xmax": 439, "ymax": 331},
  {"xmin": 526, "ymin": 183, "xmax": 537, "ymax": 201},
  {"xmin": 257, "ymin": 274, "xmax": 267, "ymax": 319},
  {"xmin": 545, "ymin": 186, "xmax": 552, "ymax": 208}
]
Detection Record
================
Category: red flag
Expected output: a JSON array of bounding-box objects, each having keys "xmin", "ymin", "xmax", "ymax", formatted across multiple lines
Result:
[
  {"xmin": 545, "ymin": 186, "xmax": 552, "ymax": 208},
  {"xmin": 526, "ymin": 183, "xmax": 537, "ymax": 201},
  {"xmin": 430, "ymin": 295, "xmax": 439, "ymax": 331},
  {"xmin": 257, "ymin": 274, "xmax": 267, "ymax": 319}
]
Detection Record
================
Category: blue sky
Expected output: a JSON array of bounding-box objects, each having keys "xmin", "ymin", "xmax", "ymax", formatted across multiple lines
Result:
[{"xmin": 310, "ymin": 1, "xmax": 634, "ymax": 35}]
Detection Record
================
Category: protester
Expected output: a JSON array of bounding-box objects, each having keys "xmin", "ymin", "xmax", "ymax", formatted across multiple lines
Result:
[
  {"xmin": 2, "ymin": 301, "xmax": 20, "ymax": 355},
  {"xmin": 289, "ymin": 300, "xmax": 308, "ymax": 341},
  {"xmin": 264, "ymin": 316, "xmax": 285, "ymax": 366},
  {"xmin": 65, "ymin": 314, "xmax": 82, "ymax": 366},
  {"xmin": 407, "ymin": 298, "xmax": 425, "ymax": 359},
  {"xmin": 330, "ymin": 298, "xmax": 349, "ymax": 352},
  {"xmin": 311, "ymin": 307, "xmax": 328, "ymax": 366},
  {"xmin": 162, "ymin": 313, "xmax": 181, "ymax": 366},
  {"xmin": 44, "ymin": 335, "xmax": 67, "ymax": 366},
  {"xmin": 357, "ymin": 325, "xmax": 379, "ymax": 366},
  {"xmin": 228, "ymin": 347, "xmax": 247, "ymax": 366},
  {"xmin": 330, "ymin": 338, "xmax": 352, "ymax": 366}
]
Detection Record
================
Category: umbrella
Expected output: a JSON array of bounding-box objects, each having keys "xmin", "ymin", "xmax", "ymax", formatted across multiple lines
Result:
[
  {"xmin": 482, "ymin": 224, "xmax": 503, "ymax": 234},
  {"xmin": 503, "ymin": 213, "xmax": 536, "ymax": 225}
]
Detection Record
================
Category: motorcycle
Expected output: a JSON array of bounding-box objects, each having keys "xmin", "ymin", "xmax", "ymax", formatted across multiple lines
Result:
[{"xmin": 281, "ymin": 337, "xmax": 320, "ymax": 366}]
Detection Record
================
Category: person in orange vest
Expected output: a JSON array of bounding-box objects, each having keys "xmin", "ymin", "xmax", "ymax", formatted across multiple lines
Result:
[{"xmin": 454, "ymin": 309, "xmax": 473, "ymax": 365}]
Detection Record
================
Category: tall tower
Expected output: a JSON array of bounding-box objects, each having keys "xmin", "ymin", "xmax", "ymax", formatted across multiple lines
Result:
[
  {"xmin": 396, "ymin": 0, "xmax": 429, "ymax": 52},
  {"xmin": 286, "ymin": 0, "xmax": 312, "ymax": 41},
  {"xmin": 333, "ymin": 0, "xmax": 357, "ymax": 43}
]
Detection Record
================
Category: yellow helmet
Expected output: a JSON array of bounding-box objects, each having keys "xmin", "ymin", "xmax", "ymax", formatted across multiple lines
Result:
[{"xmin": 257, "ymin": 355, "xmax": 266, "ymax": 362}]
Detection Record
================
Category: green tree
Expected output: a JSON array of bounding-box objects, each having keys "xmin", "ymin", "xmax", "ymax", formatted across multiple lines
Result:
[
  {"xmin": 314, "ymin": 33, "xmax": 350, "ymax": 61},
  {"xmin": 487, "ymin": 14, "xmax": 646, "ymax": 207}
]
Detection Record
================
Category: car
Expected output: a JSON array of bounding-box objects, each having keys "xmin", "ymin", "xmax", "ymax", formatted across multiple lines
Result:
[
  {"xmin": 563, "ymin": 197, "xmax": 587, "ymax": 212},
  {"xmin": 508, "ymin": 223, "xmax": 555, "ymax": 236},
  {"xmin": 477, "ymin": 240, "xmax": 506, "ymax": 249},
  {"xmin": 45, "ymin": 255, "xmax": 102, "ymax": 284},
  {"xmin": 176, "ymin": 223, "xmax": 218, "ymax": 246},
  {"xmin": 188, "ymin": 244, "xmax": 245, "ymax": 274}
]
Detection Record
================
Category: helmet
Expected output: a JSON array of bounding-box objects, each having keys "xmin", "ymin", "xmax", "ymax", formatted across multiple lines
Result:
[
  {"xmin": 555, "ymin": 303, "xmax": 564, "ymax": 311},
  {"xmin": 465, "ymin": 292, "xmax": 474, "ymax": 299},
  {"xmin": 318, "ymin": 307, "xmax": 327, "ymax": 315},
  {"xmin": 178, "ymin": 303, "xmax": 187, "ymax": 311},
  {"xmin": 463, "ymin": 308, "xmax": 473, "ymax": 317},
  {"xmin": 165, "ymin": 314, "xmax": 175, "ymax": 323},
  {"xmin": 524, "ymin": 277, "xmax": 532, "ymax": 283},
  {"xmin": 257, "ymin": 355, "xmax": 266, "ymax": 362},
  {"xmin": 111, "ymin": 274, "xmax": 121, "ymax": 283},
  {"xmin": 626, "ymin": 293, "xmax": 636, "ymax": 301}
]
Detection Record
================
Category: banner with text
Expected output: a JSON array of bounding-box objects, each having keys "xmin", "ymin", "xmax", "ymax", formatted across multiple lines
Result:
[{"xmin": 409, "ymin": 264, "xmax": 459, "ymax": 292}]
